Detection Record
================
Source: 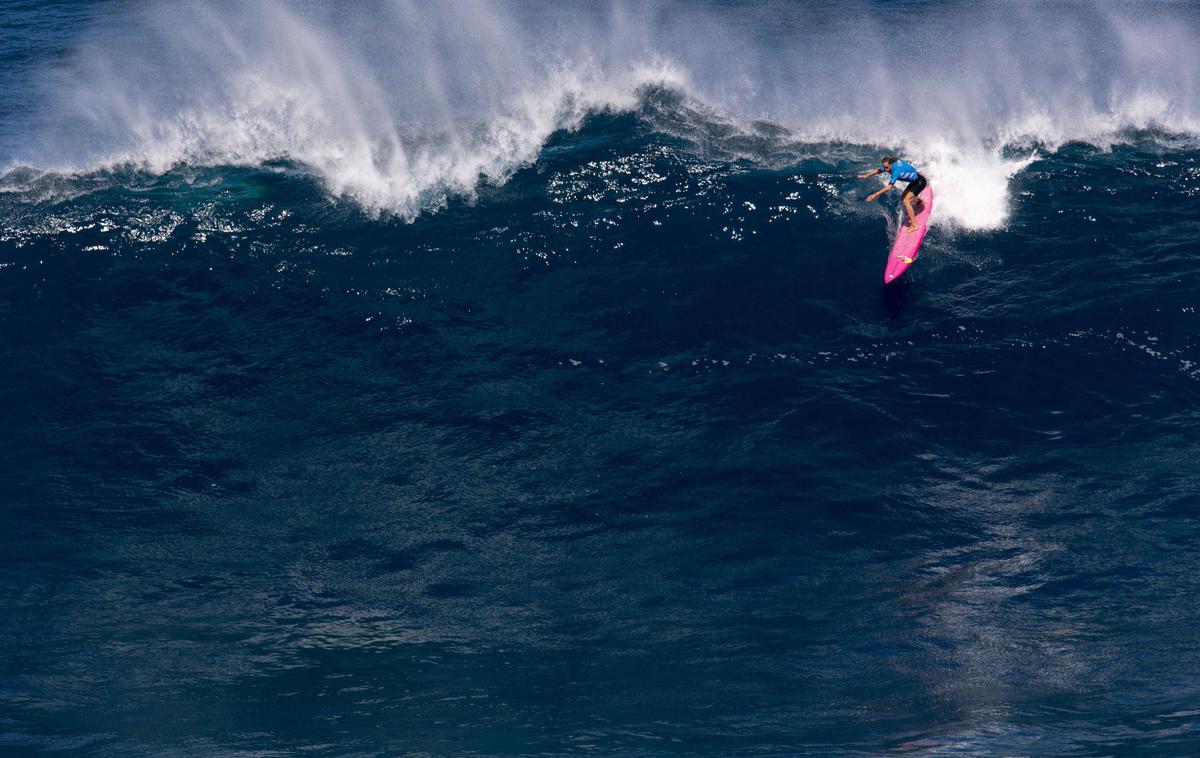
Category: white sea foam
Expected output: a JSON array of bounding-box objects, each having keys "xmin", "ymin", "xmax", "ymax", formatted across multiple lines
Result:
[
  {"xmin": 906, "ymin": 144, "xmax": 1037, "ymax": 232},
  {"xmin": 7, "ymin": 0, "xmax": 1200, "ymax": 228}
]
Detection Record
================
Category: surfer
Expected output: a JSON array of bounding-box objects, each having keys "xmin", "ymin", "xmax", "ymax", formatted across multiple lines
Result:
[{"xmin": 858, "ymin": 156, "xmax": 928, "ymax": 233}]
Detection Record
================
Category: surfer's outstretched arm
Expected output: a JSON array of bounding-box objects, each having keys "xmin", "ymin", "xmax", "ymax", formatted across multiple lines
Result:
[
  {"xmin": 857, "ymin": 168, "xmax": 884, "ymax": 180},
  {"xmin": 866, "ymin": 184, "xmax": 895, "ymax": 202}
]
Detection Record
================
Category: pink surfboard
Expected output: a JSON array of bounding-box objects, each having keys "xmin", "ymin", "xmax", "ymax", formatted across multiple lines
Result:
[{"xmin": 883, "ymin": 185, "xmax": 933, "ymax": 284}]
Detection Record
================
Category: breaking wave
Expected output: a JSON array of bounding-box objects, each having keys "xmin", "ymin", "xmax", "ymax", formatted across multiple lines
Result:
[{"xmin": 3, "ymin": 0, "xmax": 1199, "ymax": 228}]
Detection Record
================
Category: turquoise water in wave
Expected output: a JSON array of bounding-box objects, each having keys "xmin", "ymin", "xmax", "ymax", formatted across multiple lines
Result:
[{"xmin": 3, "ymin": 2, "xmax": 1200, "ymax": 755}]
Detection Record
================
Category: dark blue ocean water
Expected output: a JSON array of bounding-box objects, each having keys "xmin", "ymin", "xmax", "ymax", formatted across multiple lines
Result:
[{"xmin": 3, "ymin": 1, "xmax": 1200, "ymax": 755}]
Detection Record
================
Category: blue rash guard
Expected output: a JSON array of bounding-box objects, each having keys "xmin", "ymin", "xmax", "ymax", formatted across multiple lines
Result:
[{"xmin": 887, "ymin": 160, "xmax": 920, "ymax": 185}]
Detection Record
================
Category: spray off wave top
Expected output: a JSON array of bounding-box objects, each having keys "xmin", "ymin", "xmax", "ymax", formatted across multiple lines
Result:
[{"xmin": 5, "ymin": 0, "xmax": 1200, "ymax": 228}]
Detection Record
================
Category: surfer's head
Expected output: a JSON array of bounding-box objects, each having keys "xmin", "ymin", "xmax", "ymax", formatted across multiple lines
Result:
[{"xmin": 881, "ymin": 155, "xmax": 898, "ymax": 168}]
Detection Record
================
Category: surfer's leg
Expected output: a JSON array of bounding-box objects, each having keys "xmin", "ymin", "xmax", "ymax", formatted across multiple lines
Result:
[
  {"xmin": 902, "ymin": 192, "xmax": 918, "ymax": 231},
  {"xmin": 903, "ymin": 175, "xmax": 927, "ymax": 230}
]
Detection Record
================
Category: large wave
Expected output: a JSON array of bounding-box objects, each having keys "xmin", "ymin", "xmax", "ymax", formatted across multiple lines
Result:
[{"xmin": 5, "ymin": 0, "xmax": 1200, "ymax": 228}]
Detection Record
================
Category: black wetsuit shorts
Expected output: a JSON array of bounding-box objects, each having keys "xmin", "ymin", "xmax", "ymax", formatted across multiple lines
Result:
[{"xmin": 902, "ymin": 173, "xmax": 927, "ymax": 198}]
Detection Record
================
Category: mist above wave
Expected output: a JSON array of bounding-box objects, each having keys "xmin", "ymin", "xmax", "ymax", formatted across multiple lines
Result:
[
  {"xmin": 21, "ymin": 0, "xmax": 688, "ymax": 218},
  {"xmin": 9, "ymin": 0, "xmax": 1200, "ymax": 227}
]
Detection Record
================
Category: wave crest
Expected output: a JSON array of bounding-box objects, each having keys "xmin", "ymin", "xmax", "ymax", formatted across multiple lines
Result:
[{"xmin": 6, "ymin": 0, "xmax": 1200, "ymax": 228}]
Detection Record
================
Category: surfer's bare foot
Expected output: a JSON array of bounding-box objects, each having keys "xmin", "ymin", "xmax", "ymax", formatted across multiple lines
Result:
[{"xmin": 904, "ymin": 223, "xmax": 917, "ymax": 232}]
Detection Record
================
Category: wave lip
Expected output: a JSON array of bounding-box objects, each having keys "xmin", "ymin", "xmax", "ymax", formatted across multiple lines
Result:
[{"xmin": 5, "ymin": 0, "xmax": 1200, "ymax": 228}]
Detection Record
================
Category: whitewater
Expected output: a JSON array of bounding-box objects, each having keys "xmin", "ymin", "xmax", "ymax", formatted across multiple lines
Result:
[{"xmin": 3, "ymin": 0, "xmax": 1199, "ymax": 228}]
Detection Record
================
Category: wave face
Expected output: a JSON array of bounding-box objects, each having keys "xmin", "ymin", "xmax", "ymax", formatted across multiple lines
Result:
[
  {"xmin": 5, "ymin": 3, "xmax": 1200, "ymax": 757},
  {"xmin": 4, "ymin": 0, "xmax": 1200, "ymax": 227}
]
